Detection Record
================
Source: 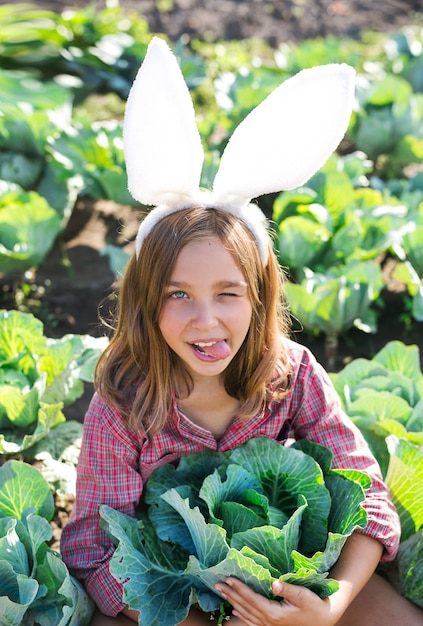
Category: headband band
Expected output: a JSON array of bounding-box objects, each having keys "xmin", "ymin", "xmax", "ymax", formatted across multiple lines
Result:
[{"xmin": 134, "ymin": 194, "xmax": 271, "ymax": 265}]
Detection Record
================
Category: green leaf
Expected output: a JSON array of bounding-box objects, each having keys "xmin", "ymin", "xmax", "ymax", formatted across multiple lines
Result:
[
  {"xmin": 284, "ymin": 263, "xmax": 381, "ymax": 337},
  {"xmin": 160, "ymin": 489, "xmax": 229, "ymax": 567},
  {"xmin": 277, "ymin": 216, "xmax": 330, "ymax": 270},
  {"xmin": 278, "ymin": 567, "xmax": 339, "ymax": 598},
  {"xmin": 385, "ymin": 436, "xmax": 423, "ymax": 541},
  {"xmin": 348, "ymin": 392, "xmax": 412, "ymax": 425},
  {"xmin": 0, "ymin": 518, "xmax": 30, "ymax": 575},
  {"xmin": 0, "ymin": 309, "xmax": 44, "ymax": 376},
  {"xmin": 101, "ymin": 505, "xmax": 196, "ymax": 626},
  {"xmin": 402, "ymin": 225, "xmax": 423, "ymax": 277},
  {"xmin": 397, "ymin": 529, "xmax": 423, "ymax": 609},
  {"xmin": 354, "ymin": 108, "xmax": 396, "ymax": 158},
  {"xmin": 230, "ymin": 497, "xmax": 307, "ymax": 573},
  {"xmin": 200, "ymin": 464, "xmax": 267, "ymax": 534},
  {"xmin": 0, "ymin": 69, "xmax": 72, "ymax": 113},
  {"xmin": 0, "ymin": 384, "xmax": 40, "ymax": 428},
  {"xmin": 373, "ymin": 341, "xmax": 423, "ymax": 384},
  {"xmin": 272, "ymin": 188, "xmax": 316, "ymax": 223},
  {"xmin": 187, "ymin": 546, "xmax": 275, "ymax": 599},
  {"xmin": 100, "ymin": 244, "xmax": 130, "ymax": 277},
  {"xmin": 148, "ymin": 485, "xmax": 198, "ymax": 553},
  {"xmin": 145, "ymin": 448, "xmax": 229, "ymax": 506},
  {"xmin": 0, "ymin": 561, "xmax": 40, "ymax": 626},
  {"xmin": 293, "ymin": 440, "xmax": 368, "ymax": 534},
  {"xmin": 0, "ymin": 190, "xmax": 61, "ymax": 275},
  {"xmin": 30, "ymin": 549, "xmax": 95, "ymax": 625},
  {"xmin": 324, "ymin": 473, "xmax": 367, "ymax": 535},
  {"xmin": 0, "ymin": 152, "xmax": 44, "ymax": 189},
  {"xmin": 331, "ymin": 359, "xmax": 387, "ymax": 403},
  {"xmin": 75, "ymin": 335, "xmax": 109, "ymax": 383},
  {"xmin": 228, "ymin": 439, "xmax": 331, "ymax": 554},
  {"xmin": 22, "ymin": 512, "xmax": 54, "ymax": 578},
  {"xmin": 0, "ymin": 402, "xmax": 65, "ymax": 455},
  {"xmin": 412, "ymin": 284, "xmax": 423, "ymax": 322},
  {"xmin": 60, "ymin": 575, "xmax": 96, "ymax": 626},
  {"xmin": 291, "ymin": 531, "xmax": 347, "ymax": 575},
  {"xmin": 352, "ymin": 373, "xmax": 416, "ymax": 406},
  {"xmin": 29, "ymin": 420, "xmax": 83, "ymax": 466},
  {"xmin": 39, "ymin": 336, "xmax": 85, "ymax": 406},
  {"xmin": 216, "ymin": 500, "xmax": 267, "ymax": 538},
  {"xmin": 407, "ymin": 400, "xmax": 423, "ymax": 432},
  {"xmin": 0, "ymin": 460, "xmax": 54, "ymax": 521}
]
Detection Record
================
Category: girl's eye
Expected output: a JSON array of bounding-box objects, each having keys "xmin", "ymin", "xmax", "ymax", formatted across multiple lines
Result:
[{"xmin": 170, "ymin": 290, "xmax": 188, "ymax": 299}]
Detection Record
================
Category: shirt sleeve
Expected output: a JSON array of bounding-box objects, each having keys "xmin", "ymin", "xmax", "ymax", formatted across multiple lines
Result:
[
  {"xmin": 286, "ymin": 342, "xmax": 400, "ymax": 562},
  {"xmin": 60, "ymin": 393, "xmax": 144, "ymax": 616}
]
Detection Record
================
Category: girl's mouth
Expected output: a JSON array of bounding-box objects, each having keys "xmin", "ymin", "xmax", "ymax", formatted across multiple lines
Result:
[{"xmin": 190, "ymin": 340, "xmax": 231, "ymax": 360}]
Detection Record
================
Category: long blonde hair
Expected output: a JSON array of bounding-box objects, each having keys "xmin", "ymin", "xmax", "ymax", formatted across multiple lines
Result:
[{"xmin": 95, "ymin": 207, "xmax": 292, "ymax": 434}]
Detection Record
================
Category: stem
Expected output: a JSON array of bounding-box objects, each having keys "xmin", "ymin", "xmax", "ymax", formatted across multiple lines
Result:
[{"xmin": 325, "ymin": 331, "xmax": 339, "ymax": 371}]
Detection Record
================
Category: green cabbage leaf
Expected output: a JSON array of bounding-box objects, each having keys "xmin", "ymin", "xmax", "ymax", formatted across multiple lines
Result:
[{"xmin": 385, "ymin": 436, "xmax": 423, "ymax": 608}]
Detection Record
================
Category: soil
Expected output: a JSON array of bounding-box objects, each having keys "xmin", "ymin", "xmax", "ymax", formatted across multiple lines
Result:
[
  {"xmin": 21, "ymin": 0, "xmax": 423, "ymax": 46},
  {"xmin": 1, "ymin": 0, "xmax": 423, "ymax": 565}
]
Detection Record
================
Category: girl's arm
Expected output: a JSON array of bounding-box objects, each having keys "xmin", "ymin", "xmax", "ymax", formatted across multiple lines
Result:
[
  {"xmin": 121, "ymin": 607, "xmax": 139, "ymax": 622},
  {"xmin": 214, "ymin": 533, "xmax": 383, "ymax": 626},
  {"xmin": 327, "ymin": 532, "xmax": 383, "ymax": 615}
]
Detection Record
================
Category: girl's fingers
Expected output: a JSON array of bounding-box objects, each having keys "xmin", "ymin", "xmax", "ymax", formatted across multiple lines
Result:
[
  {"xmin": 215, "ymin": 578, "xmax": 282, "ymax": 624},
  {"xmin": 215, "ymin": 578, "xmax": 324, "ymax": 625},
  {"xmin": 216, "ymin": 578, "xmax": 260, "ymax": 606}
]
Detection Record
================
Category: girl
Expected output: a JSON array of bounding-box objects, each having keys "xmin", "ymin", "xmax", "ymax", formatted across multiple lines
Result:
[{"xmin": 60, "ymin": 38, "xmax": 423, "ymax": 625}]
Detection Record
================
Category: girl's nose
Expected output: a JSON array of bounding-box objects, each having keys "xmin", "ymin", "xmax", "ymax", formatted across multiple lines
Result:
[{"xmin": 190, "ymin": 301, "xmax": 218, "ymax": 329}]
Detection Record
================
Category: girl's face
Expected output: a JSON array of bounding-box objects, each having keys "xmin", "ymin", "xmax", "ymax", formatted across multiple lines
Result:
[{"xmin": 159, "ymin": 236, "xmax": 253, "ymax": 383}]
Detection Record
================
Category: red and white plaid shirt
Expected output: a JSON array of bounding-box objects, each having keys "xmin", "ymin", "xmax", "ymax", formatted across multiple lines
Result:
[{"xmin": 60, "ymin": 340, "xmax": 400, "ymax": 616}]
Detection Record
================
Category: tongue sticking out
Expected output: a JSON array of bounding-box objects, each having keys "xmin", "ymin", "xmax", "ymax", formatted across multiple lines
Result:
[{"xmin": 201, "ymin": 340, "xmax": 231, "ymax": 359}]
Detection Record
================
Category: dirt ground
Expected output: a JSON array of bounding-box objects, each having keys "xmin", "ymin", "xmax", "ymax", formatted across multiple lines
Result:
[{"xmin": 26, "ymin": 0, "xmax": 423, "ymax": 46}]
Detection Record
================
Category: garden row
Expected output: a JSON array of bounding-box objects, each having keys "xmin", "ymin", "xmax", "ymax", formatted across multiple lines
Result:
[{"xmin": 0, "ymin": 3, "xmax": 422, "ymax": 624}]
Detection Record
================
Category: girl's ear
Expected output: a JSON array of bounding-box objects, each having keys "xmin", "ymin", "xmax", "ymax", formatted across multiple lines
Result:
[
  {"xmin": 212, "ymin": 63, "xmax": 356, "ymax": 207},
  {"xmin": 123, "ymin": 37, "xmax": 204, "ymax": 207}
]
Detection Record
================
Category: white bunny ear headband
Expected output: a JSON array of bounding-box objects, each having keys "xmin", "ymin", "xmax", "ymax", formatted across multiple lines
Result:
[{"xmin": 124, "ymin": 36, "xmax": 356, "ymax": 266}]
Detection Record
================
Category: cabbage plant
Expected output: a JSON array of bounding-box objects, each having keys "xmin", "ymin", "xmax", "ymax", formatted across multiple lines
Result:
[
  {"xmin": 100, "ymin": 437, "xmax": 369, "ymax": 626},
  {"xmin": 283, "ymin": 260, "xmax": 383, "ymax": 369},
  {"xmin": 0, "ymin": 187, "xmax": 62, "ymax": 276},
  {"xmin": 330, "ymin": 340, "xmax": 423, "ymax": 475},
  {"xmin": 0, "ymin": 309, "xmax": 108, "ymax": 453},
  {"xmin": 0, "ymin": 459, "xmax": 95, "ymax": 625},
  {"xmin": 385, "ymin": 436, "xmax": 423, "ymax": 608}
]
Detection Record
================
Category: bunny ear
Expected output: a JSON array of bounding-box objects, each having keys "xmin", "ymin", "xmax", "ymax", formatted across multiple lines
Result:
[
  {"xmin": 123, "ymin": 37, "xmax": 204, "ymax": 207},
  {"xmin": 212, "ymin": 64, "xmax": 355, "ymax": 206}
]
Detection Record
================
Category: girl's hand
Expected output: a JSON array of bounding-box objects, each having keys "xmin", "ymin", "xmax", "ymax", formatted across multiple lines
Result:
[{"xmin": 215, "ymin": 578, "xmax": 344, "ymax": 626}]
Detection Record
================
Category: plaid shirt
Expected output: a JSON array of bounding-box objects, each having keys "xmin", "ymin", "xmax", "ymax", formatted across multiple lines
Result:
[{"xmin": 60, "ymin": 340, "xmax": 400, "ymax": 616}]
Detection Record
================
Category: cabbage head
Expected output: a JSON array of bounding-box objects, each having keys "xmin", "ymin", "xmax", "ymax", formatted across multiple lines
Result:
[{"xmin": 100, "ymin": 437, "xmax": 369, "ymax": 626}]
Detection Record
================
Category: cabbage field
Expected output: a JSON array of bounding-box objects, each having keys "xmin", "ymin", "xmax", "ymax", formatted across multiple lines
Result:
[{"xmin": 0, "ymin": 2, "xmax": 422, "ymax": 623}]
